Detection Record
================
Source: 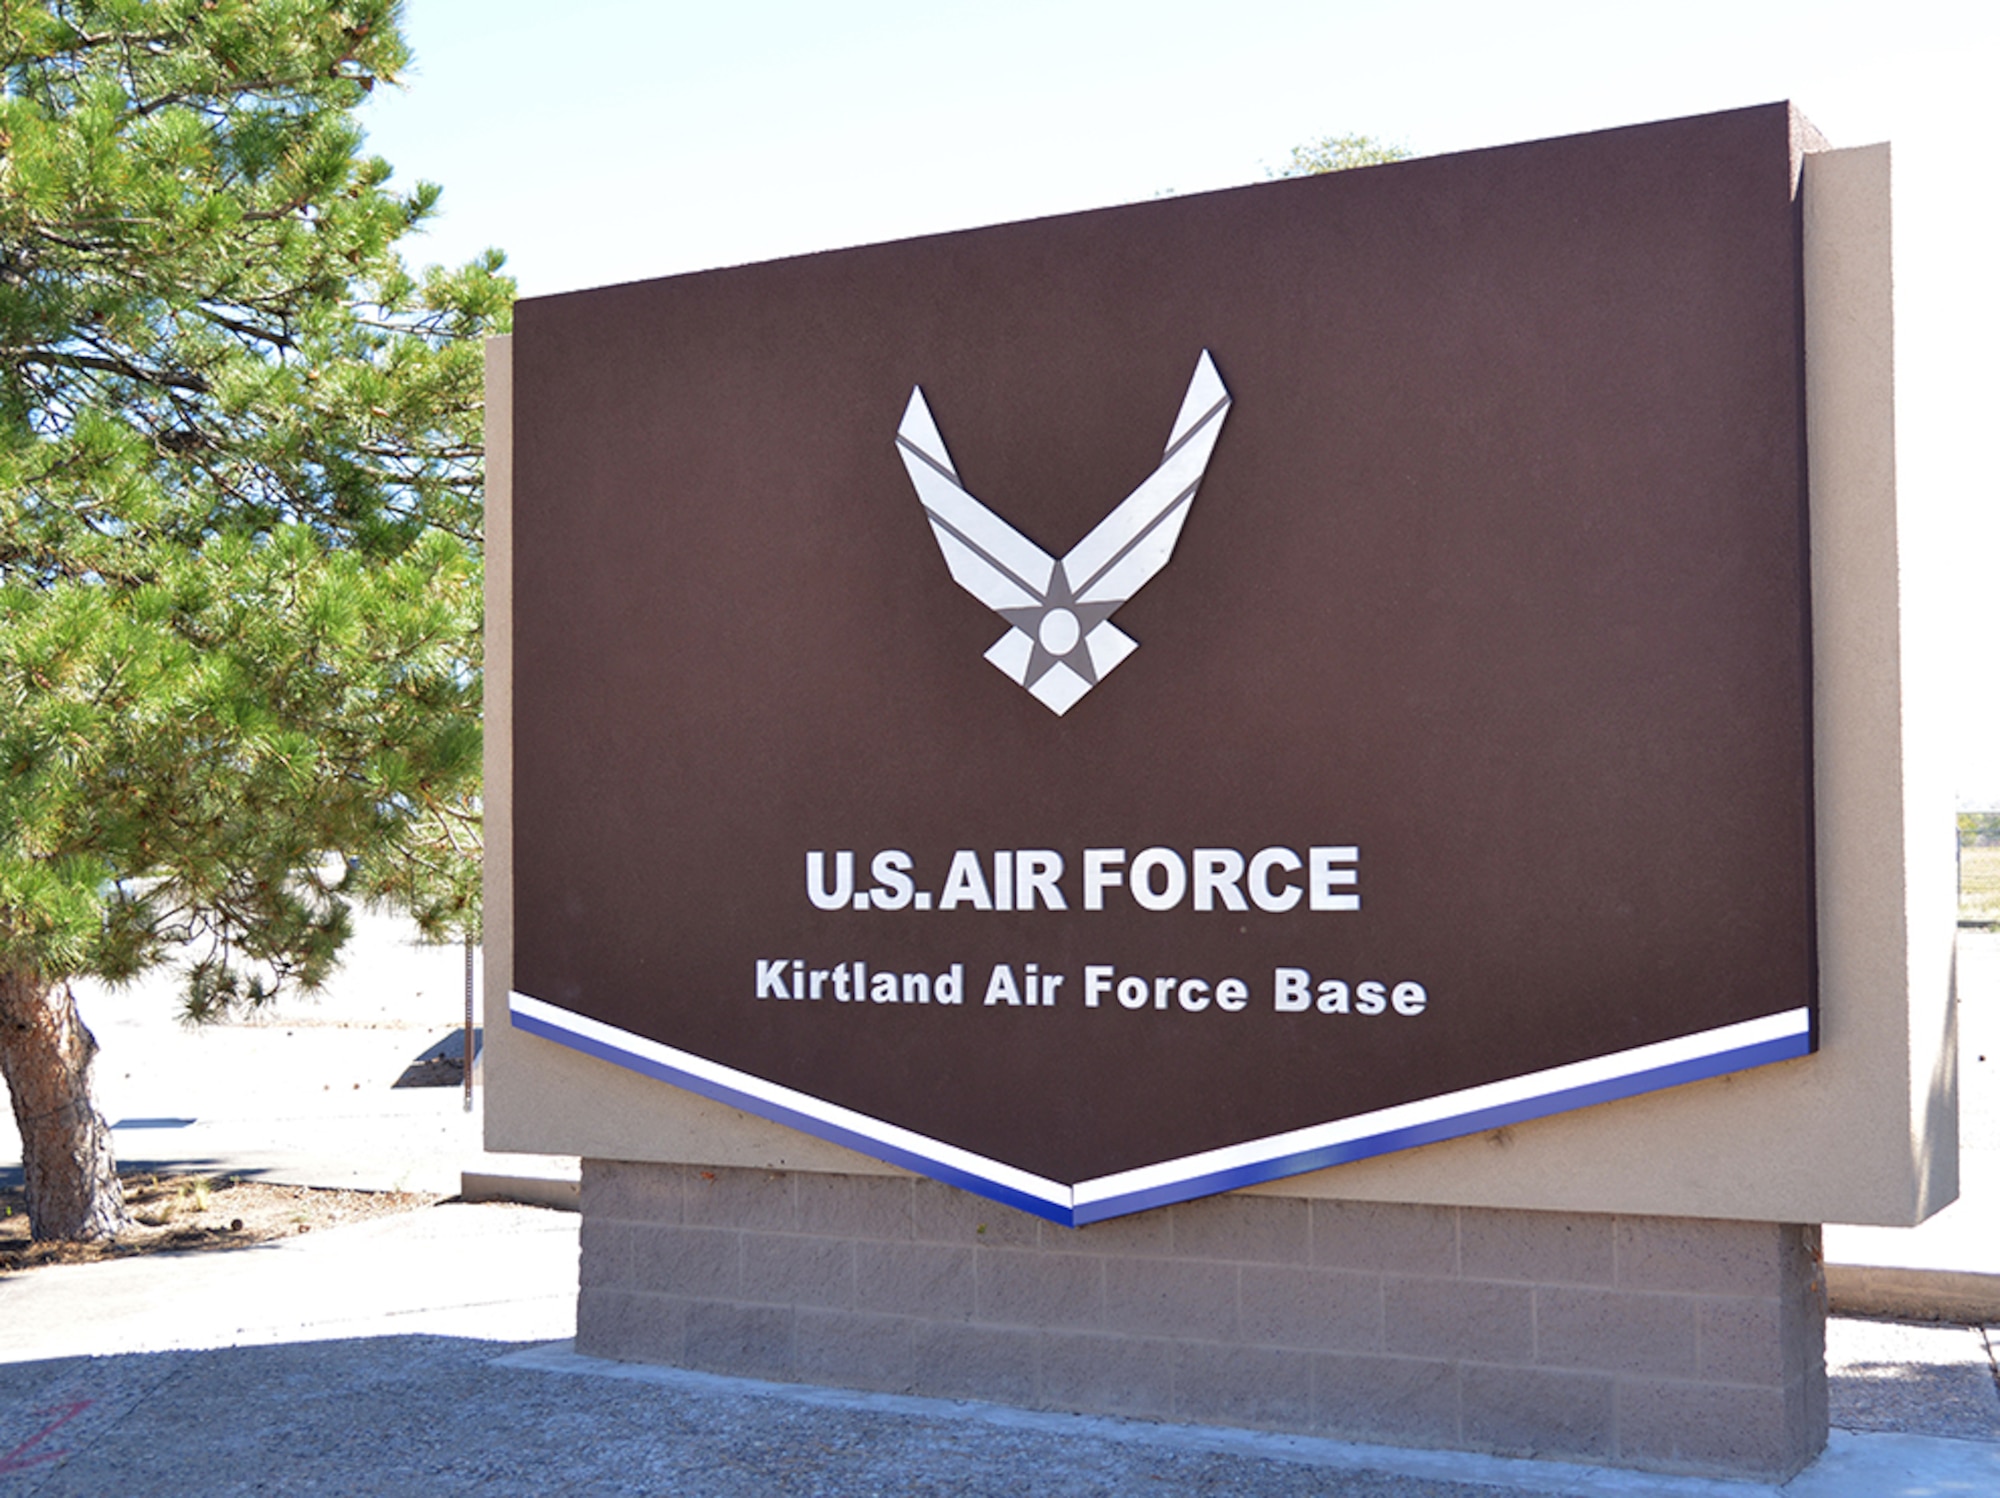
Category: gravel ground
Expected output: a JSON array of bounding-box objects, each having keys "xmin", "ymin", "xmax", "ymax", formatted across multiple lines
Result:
[
  {"xmin": 6, "ymin": 1325, "xmax": 1995, "ymax": 1498},
  {"xmin": 0, "ymin": 1337, "xmax": 1528, "ymax": 1498},
  {"xmin": 1824, "ymin": 1314, "xmax": 2000, "ymax": 1440}
]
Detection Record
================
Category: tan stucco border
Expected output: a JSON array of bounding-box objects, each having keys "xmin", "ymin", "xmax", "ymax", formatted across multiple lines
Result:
[{"xmin": 482, "ymin": 141, "xmax": 1957, "ymax": 1227}]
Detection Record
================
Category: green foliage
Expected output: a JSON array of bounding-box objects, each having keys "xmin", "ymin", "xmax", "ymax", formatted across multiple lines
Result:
[
  {"xmin": 1274, "ymin": 133, "xmax": 1413, "ymax": 177},
  {"xmin": 0, "ymin": 0, "xmax": 509, "ymax": 1017},
  {"xmin": 1959, "ymin": 812, "xmax": 2000, "ymax": 848}
]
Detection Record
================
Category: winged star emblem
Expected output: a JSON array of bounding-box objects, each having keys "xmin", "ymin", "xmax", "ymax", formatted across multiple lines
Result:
[{"xmin": 896, "ymin": 350, "xmax": 1231, "ymax": 716}]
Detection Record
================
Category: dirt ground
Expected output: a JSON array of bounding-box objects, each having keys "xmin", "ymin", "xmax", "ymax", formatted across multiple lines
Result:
[
  {"xmin": 1964, "ymin": 844, "xmax": 2000, "ymax": 925},
  {"xmin": 0, "ymin": 1172, "xmax": 440, "ymax": 1273}
]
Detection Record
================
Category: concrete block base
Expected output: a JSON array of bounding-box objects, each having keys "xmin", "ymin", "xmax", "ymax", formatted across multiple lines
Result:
[{"xmin": 576, "ymin": 1161, "xmax": 1828, "ymax": 1481}]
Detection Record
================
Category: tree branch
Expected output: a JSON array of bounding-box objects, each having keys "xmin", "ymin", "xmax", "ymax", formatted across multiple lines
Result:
[{"xmin": 17, "ymin": 349, "xmax": 209, "ymax": 394}]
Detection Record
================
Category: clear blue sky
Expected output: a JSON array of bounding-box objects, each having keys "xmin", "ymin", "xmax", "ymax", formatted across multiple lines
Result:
[{"xmin": 362, "ymin": 0, "xmax": 1999, "ymax": 799}]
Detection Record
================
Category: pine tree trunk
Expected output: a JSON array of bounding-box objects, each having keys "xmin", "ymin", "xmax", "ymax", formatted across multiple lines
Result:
[{"xmin": 0, "ymin": 969, "xmax": 127, "ymax": 1241}]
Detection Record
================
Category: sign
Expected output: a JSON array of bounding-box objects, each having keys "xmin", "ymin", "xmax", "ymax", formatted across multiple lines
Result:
[
  {"xmin": 900, "ymin": 348, "xmax": 1231, "ymax": 715},
  {"xmin": 510, "ymin": 104, "xmax": 1817, "ymax": 1225}
]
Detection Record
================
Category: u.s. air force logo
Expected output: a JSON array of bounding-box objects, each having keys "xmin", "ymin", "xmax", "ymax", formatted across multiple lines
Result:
[{"xmin": 896, "ymin": 351, "xmax": 1231, "ymax": 715}]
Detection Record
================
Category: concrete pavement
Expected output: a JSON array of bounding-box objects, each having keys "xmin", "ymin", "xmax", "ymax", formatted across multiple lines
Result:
[{"xmin": 0, "ymin": 1203, "xmax": 577, "ymax": 1365}]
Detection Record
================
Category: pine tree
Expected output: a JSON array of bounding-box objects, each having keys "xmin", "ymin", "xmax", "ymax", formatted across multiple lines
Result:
[{"xmin": 0, "ymin": 0, "xmax": 509, "ymax": 1239}]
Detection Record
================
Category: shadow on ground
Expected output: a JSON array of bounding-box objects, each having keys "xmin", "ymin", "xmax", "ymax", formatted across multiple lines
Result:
[
  {"xmin": 3, "ymin": 1331, "xmax": 1999, "ymax": 1496},
  {"xmin": 1826, "ymin": 1315, "xmax": 2000, "ymax": 1442},
  {"xmin": 1830, "ymin": 1357, "xmax": 2000, "ymax": 1441},
  {"xmin": 0, "ymin": 1334, "xmax": 1596, "ymax": 1498}
]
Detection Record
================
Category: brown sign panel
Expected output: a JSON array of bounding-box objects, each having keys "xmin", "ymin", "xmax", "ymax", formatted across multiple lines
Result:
[{"xmin": 510, "ymin": 103, "xmax": 1817, "ymax": 1224}]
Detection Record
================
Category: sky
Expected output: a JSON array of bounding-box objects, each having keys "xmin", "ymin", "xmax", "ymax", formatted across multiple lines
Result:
[{"xmin": 361, "ymin": 0, "xmax": 2000, "ymax": 800}]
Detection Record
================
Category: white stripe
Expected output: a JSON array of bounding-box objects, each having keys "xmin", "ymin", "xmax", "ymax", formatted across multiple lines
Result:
[
  {"xmin": 928, "ymin": 523, "xmax": 1042, "ymax": 611},
  {"xmin": 509, "ymin": 992, "xmax": 1072, "ymax": 1212},
  {"xmin": 514, "ymin": 991, "xmax": 1805, "ymax": 1221},
  {"xmin": 898, "ymin": 388, "xmax": 954, "ymax": 476},
  {"xmin": 1167, "ymin": 349, "xmax": 1229, "ymax": 451},
  {"xmin": 1070, "ymin": 1008, "xmax": 1810, "ymax": 1208},
  {"xmin": 898, "ymin": 410, "xmax": 1055, "ymax": 598},
  {"xmin": 1069, "ymin": 488, "xmax": 1197, "ymax": 606},
  {"xmin": 1064, "ymin": 413, "xmax": 1226, "ymax": 604}
]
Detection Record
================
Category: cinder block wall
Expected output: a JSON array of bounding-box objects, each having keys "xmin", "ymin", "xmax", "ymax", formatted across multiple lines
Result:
[{"xmin": 576, "ymin": 1161, "xmax": 1828, "ymax": 1480}]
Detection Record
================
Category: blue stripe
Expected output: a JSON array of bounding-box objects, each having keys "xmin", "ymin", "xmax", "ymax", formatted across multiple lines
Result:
[
  {"xmin": 510, "ymin": 1005, "xmax": 1077, "ymax": 1226},
  {"xmin": 513, "ymin": 996, "xmax": 1807, "ymax": 1230},
  {"xmin": 1070, "ymin": 1031, "xmax": 1812, "ymax": 1224}
]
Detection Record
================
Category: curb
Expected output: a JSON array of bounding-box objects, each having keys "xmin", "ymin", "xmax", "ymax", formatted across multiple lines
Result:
[
  {"xmin": 460, "ymin": 1170, "xmax": 580, "ymax": 1212},
  {"xmin": 1827, "ymin": 1263, "xmax": 2000, "ymax": 1323}
]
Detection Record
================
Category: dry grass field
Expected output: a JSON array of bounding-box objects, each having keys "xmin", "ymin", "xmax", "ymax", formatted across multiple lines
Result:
[{"xmin": 1960, "ymin": 843, "xmax": 2000, "ymax": 925}]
